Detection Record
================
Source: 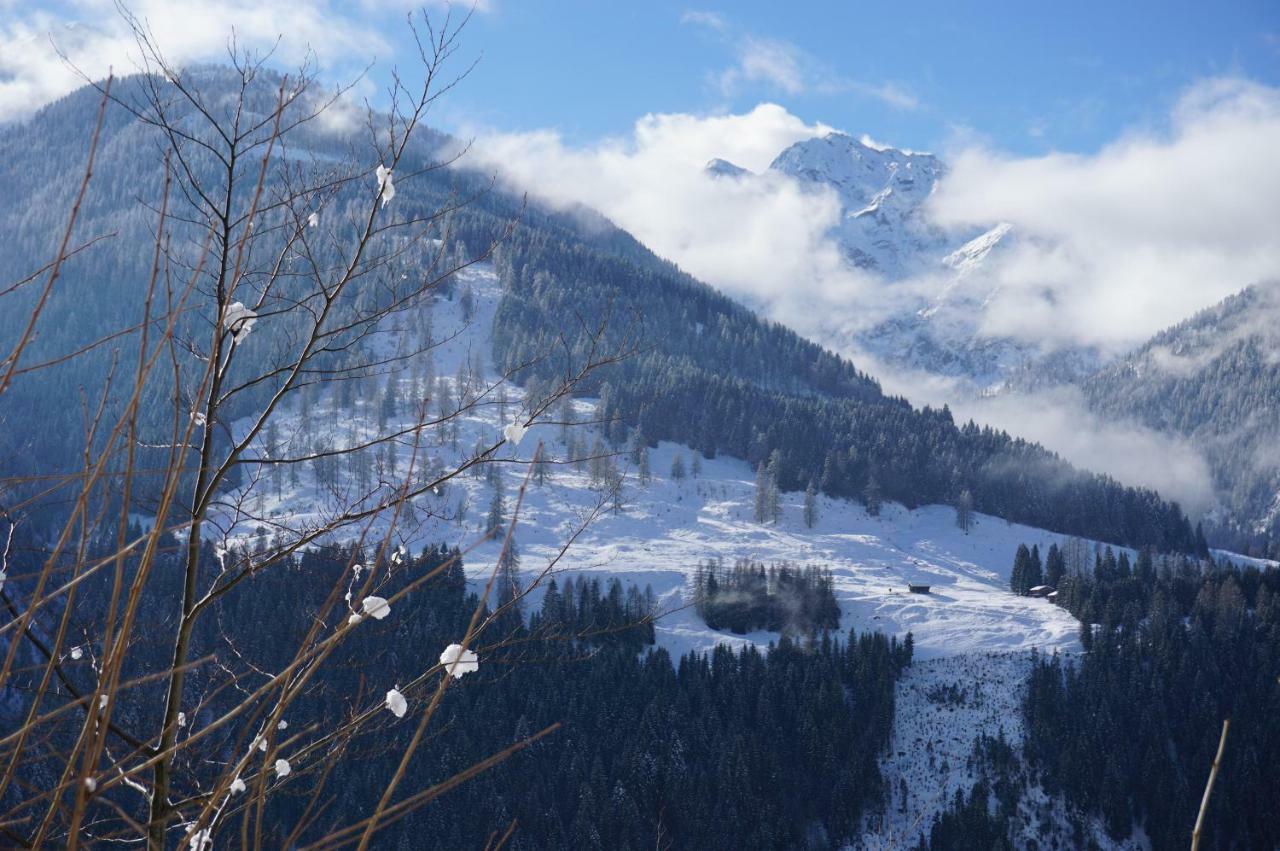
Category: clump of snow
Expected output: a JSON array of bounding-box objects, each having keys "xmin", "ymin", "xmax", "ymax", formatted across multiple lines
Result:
[
  {"xmin": 70, "ymin": 646, "xmax": 83, "ymax": 660},
  {"xmin": 83, "ymin": 777, "xmax": 97, "ymax": 792},
  {"xmin": 439, "ymin": 644, "xmax": 478, "ymax": 679},
  {"xmin": 277, "ymin": 719, "xmax": 287, "ymax": 731},
  {"xmin": 222, "ymin": 302, "xmax": 257, "ymax": 340},
  {"xmin": 361, "ymin": 596, "xmax": 391, "ymax": 620},
  {"xmin": 229, "ymin": 776, "xmax": 246, "ymax": 795},
  {"xmin": 185, "ymin": 825, "xmax": 213, "ymax": 850},
  {"xmin": 178, "ymin": 712, "xmax": 186, "ymax": 727},
  {"xmin": 97, "ymin": 694, "xmax": 108, "ymax": 710},
  {"xmin": 274, "ymin": 758, "xmax": 291, "ymax": 777},
  {"xmin": 503, "ymin": 421, "xmax": 528, "ymax": 446},
  {"xmin": 385, "ymin": 687, "xmax": 407, "ymax": 718},
  {"xmin": 375, "ymin": 164, "xmax": 395, "ymax": 207},
  {"xmin": 307, "ymin": 211, "xmax": 318, "ymax": 228}
]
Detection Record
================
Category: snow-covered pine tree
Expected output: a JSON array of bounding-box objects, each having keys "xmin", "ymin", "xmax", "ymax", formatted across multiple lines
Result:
[
  {"xmin": 955, "ymin": 488, "xmax": 974, "ymax": 532},
  {"xmin": 753, "ymin": 462, "xmax": 768, "ymax": 523},
  {"xmin": 766, "ymin": 450, "xmax": 782, "ymax": 523},
  {"xmin": 1010, "ymin": 543, "xmax": 1031, "ymax": 594},
  {"xmin": 864, "ymin": 474, "xmax": 883, "ymax": 518},
  {"xmin": 486, "ymin": 477, "xmax": 507, "ymax": 538}
]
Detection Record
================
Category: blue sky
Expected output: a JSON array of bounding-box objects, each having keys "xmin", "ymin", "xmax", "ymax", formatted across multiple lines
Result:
[
  {"xmin": 427, "ymin": 0, "xmax": 1279, "ymax": 153},
  {"xmin": 2, "ymin": 0, "xmax": 1275, "ymax": 155}
]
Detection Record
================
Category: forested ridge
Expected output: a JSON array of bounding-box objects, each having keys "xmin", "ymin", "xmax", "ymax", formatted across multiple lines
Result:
[{"xmin": 1077, "ymin": 282, "xmax": 1280, "ymax": 559}]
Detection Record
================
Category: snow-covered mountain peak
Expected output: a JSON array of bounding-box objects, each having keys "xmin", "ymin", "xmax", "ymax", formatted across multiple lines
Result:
[
  {"xmin": 703, "ymin": 131, "xmax": 1092, "ymax": 391},
  {"xmin": 704, "ymin": 157, "xmax": 752, "ymax": 179},
  {"xmin": 769, "ymin": 132, "xmax": 944, "ymax": 215},
  {"xmin": 763, "ymin": 132, "xmax": 949, "ymax": 278}
]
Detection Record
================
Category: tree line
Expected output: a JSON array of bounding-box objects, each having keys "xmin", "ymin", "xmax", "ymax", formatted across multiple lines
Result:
[{"xmin": 1022, "ymin": 549, "xmax": 1280, "ymax": 848}]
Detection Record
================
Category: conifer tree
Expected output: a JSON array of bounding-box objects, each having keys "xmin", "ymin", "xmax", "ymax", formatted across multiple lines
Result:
[
  {"xmin": 1011, "ymin": 544, "xmax": 1031, "ymax": 595},
  {"xmin": 1026, "ymin": 544, "xmax": 1043, "ymax": 588},
  {"xmin": 955, "ymin": 488, "xmax": 974, "ymax": 532},
  {"xmin": 379, "ymin": 376, "xmax": 398, "ymax": 427},
  {"xmin": 765, "ymin": 450, "xmax": 782, "ymax": 523},
  {"xmin": 629, "ymin": 430, "xmax": 646, "ymax": 465},
  {"xmin": 864, "ymin": 474, "xmax": 882, "ymax": 518},
  {"xmin": 803, "ymin": 481, "xmax": 819, "ymax": 529},
  {"xmin": 497, "ymin": 535, "xmax": 521, "ymax": 608},
  {"xmin": 459, "ymin": 280, "xmax": 475, "ymax": 321},
  {"xmin": 1045, "ymin": 543, "xmax": 1066, "ymax": 588},
  {"xmin": 486, "ymin": 477, "xmax": 506, "ymax": 538},
  {"xmin": 532, "ymin": 447, "xmax": 550, "ymax": 487},
  {"xmin": 754, "ymin": 462, "xmax": 768, "ymax": 523},
  {"xmin": 558, "ymin": 394, "xmax": 575, "ymax": 443}
]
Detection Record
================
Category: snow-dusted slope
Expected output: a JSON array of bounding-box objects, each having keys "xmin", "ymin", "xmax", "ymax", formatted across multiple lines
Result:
[
  {"xmin": 857, "ymin": 652, "xmax": 1143, "ymax": 851},
  {"xmin": 217, "ymin": 262, "xmax": 1083, "ymax": 661},
  {"xmin": 210, "ymin": 261, "xmax": 1178, "ymax": 849}
]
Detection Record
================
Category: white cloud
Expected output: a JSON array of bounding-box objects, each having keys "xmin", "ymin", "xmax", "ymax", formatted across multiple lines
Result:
[
  {"xmin": 863, "ymin": 357, "xmax": 1217, "ymax": 515},
  {"xmin": 845, "ymin": 81, "xmax": 919, "ymax": 111},
  {"xmin": 0, "ymin": 0, "xmax": 484, "ymax": 123},
  {"xmin": 679, "ymin": 10, "xmax": 728, "ymax": 32},
  {"xmin": 928, "ymin": 77, "xmax": 1280, "ymax": 351},
  {"xmin": 717, "ymin": 36, "xmax": 805, "ymax": 96},
  {"xmin": 684, "ymin": 11, "xmax": 918, "ymax": 110},
  {"xmin": 469, "ymin": 103, "xmax": 891, "ymax": 331}
]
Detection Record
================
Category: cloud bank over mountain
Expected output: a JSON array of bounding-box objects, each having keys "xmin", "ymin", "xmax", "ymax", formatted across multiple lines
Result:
[
  {"xmin": 930, "ymin": 77, "xmax": 1280, "ymax": 350},
  {"xmin": 472, "ymin": 77, "xmax": 1280, "ymax": 358},
  {"xmin": 468, "ymin": 104, "xmax": 886, "ymax": 336},
  {"xmin": 466, "ymin": 77, "xmax": 1280, "ymax": 515}
]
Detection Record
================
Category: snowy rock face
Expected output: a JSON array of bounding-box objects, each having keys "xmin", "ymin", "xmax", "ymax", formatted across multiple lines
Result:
[
  {"xmin": 769, "ymin": 133, "xmax": 948, "ymax": 278},
  {"xmin": 766, "ymin": 135, "xmax": 1062, "ymax": 390}
]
